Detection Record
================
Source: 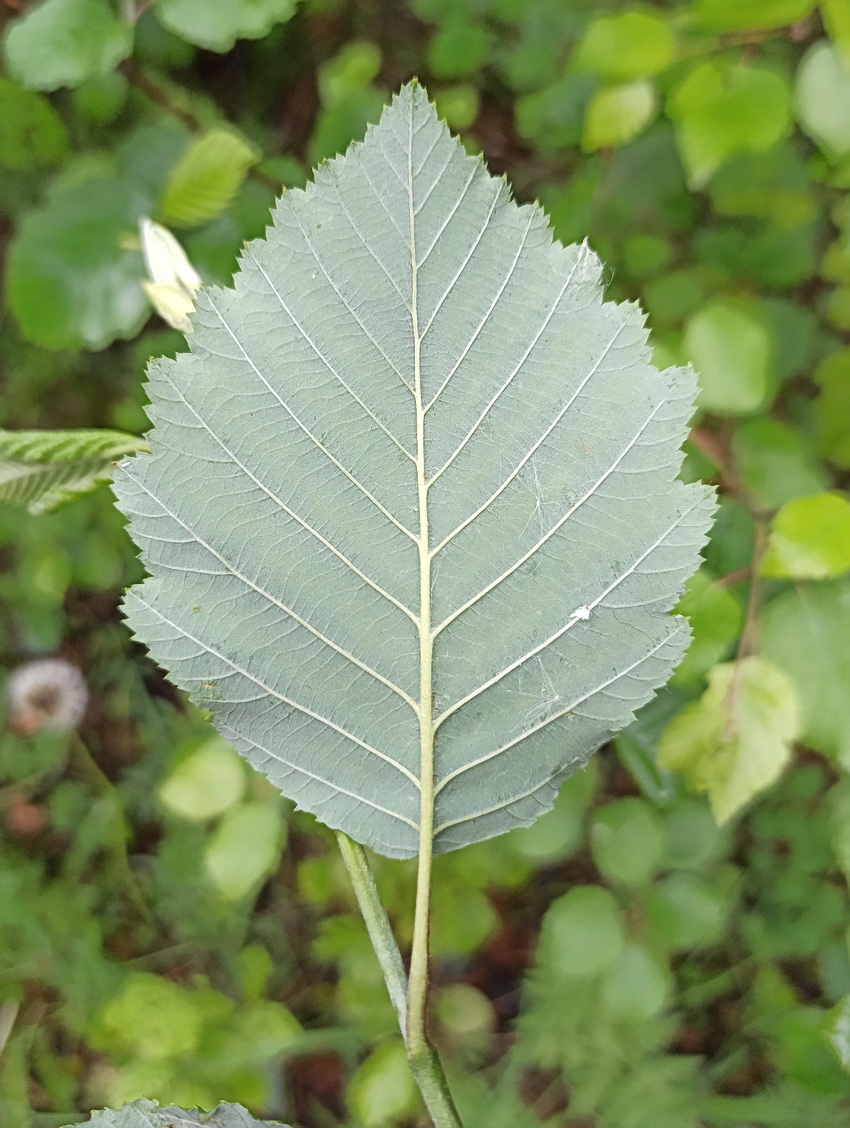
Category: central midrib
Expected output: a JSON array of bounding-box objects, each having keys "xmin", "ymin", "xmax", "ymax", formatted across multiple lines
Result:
[{"xmin": 407, "ymin": 95, "xmax": 436, "ymax": 1050}]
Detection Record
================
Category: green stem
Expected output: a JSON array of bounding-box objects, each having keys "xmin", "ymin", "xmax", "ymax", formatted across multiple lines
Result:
[
  {"xmin": 335, "ymin": 833, "xmax": 463, "ymax": 1128},
  {"xmin": 335, "ymin": 831, "xmax": 407, "ymax": 1031}
]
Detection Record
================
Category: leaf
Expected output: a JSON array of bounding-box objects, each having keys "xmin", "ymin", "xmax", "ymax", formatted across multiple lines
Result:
[
  {"xmin": 6, "ymin": 175, "xmax": 149, "ymax": 350},
  {"xmin": 760, "ymin": 579, "xmax": 850, "ymax": 763},
  {"xmin": 347, "ymin": 1038, "xmax": 421, "ymax": 1128},
  {"xmin": 204, "ymin": 799, "xmax": 285, "ymax": 899},
  {"xmin": 582, "ymin": 81, "xmax": 657, "ymax": 152},
  {"xmin": 0, "ymin": 78, "xmax": 68, "ymax": 169},
  {"xmin": 4, "ymin": 0, "xmax": 133, "ymax": 92},
  {"xmin": 669, "ymin": 62, "xmax": 791, "ymax": 187},
  {"xmin": 158, "ymin": 735, "xmax": 245, "ymax": 820},
  {"xmin": 795, "ymin": 41, "xmax": 850, "ymax": 159},
  {"xmin": 539, "ymin": 885, "xmax": 625, "ymax": 978},
  {"xmin": 113, "ymin": 84, "xmax": 713, "ymax": 859},
  {"xmin": 590, "ymin": 798, "xmax": 666, "ymax": 887},
  {"xmin": 62, "ymin": 1098, "xmax": 289, "ymax": 1127},
  {"xmin": 573, "ymin": 12, "xmax": 675, "ymax": 81},
  {"xmin": 160, "ymin": 129, "xmax": 260, "ymax": 228},
  {"xmin": 733, "ymin": 417, "xmax": 828, "ymax": 509},
  {"xmin": 686, "ymin": 301, "xmax": 771, "ymax": 415},
  {"xmin": 822, "ymin": 0, "xmax": 850, "ymax": 59},
  {"xmin": 815, "ymin": 349, "xmax": 850, "ymax": 468},
  {"xmin": 657, "ymin": 657, "xmax": 800, "ymax": 823},
  {"xmin": 154, "ymin": 0, "xmax": 298, "ymax": 53},
  {"xmin": 0, "ymin": 429, "xmax": 146, "ymax": 514},
  {"xmin": 761, "ymin": 492, "xmax": 850, "ymax": 579},
  {"xmin": 672, "ymin": 568, "xmax": 742, "ymax": 686},
  {"xmin": 686, "ymin": 0, "xmax": 815, "ymax": 32}
]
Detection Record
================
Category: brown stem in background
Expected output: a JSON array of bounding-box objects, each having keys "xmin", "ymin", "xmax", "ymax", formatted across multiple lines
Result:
[{"xmin": 119, "ymin": 60, "xmax": 283, "ymax": 194}]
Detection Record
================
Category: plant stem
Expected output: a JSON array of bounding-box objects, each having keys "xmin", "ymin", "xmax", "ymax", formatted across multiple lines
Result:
[
  {"xmin": 335, "ymin": 831, "xmax": 407, "ymax": 1031},
  {"xmin": 335, "ymin": 833, "xmax": 463, "ymax": 1128}
]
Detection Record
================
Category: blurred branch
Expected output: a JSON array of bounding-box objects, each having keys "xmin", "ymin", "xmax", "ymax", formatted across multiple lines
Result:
[{"xmin": 119, "ymin": 60, "xmax": 283, "ymax": 194}]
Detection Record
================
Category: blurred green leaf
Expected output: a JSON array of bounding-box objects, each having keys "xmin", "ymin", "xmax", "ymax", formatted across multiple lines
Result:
[
  {"xmin": 733, "ymin": 417, "xmax": 827, "ymax": 510},
  {"xmin": 428, "ymin": 21, "xmax": 491, "ymax": 78},
  {"xmin": 600, "ymin": 943, "xmax": 670, "ymax": 1018},
  {"xmin": 822, "ymin": 0, "xmax": 850, "ymax": 58},
  {"xmin": 591, "ymin": 798, "xmax": 666, "ymax": 887},
  {"xmin": 826, "ymin": 995, "xmax": 850, "ymax": 1073},
  {"xmin": 573, "ymin": 12, "xmax": 675, "ymax": 81},
  {"xmin": 158, "ymin": 736, "xmax": 246, "ymax": 821},
  {"xmin": 0, "ymin": 78, "xmax": 68, "ymax": 169},
  {"xmin": 795, "ymin": 41, "xmax": 850, "ymax": 159},
  {"xmin": 760, "ymin": 579, "xmax": 850, "ymax": 763},
  {"xmin": 582, "ymin": 80, "xmax": 657, "ymax": 151},
  {"xmin": 154, "ymin": 0, "xmax": 298, "ymax": 53},
  {"xmin": 658, "ymin": 657, "xmax": 800, "ymax": 823},
  {"xmin": 540, "ymin": 886, "xmax": 625, "ymax": 979},
  {"xmin": 4, "ymin": 0, "xmax": 133, "ymax": 92},
  {"xmin": 0, "ymin": 428, "xmax": 145, "ymax": 514},
  {"xmin": 160, "ymin": 129, "xmax": 260, "ymax": 228},
  {"xmin": 93, "ymin": 973, "xmax": 203, "ymax": 1060},
  {"xmin": 204, "ymin": 800, "xmax": 284, "ymax": 901},
  {"xmin": 761, "ymin": 492, "xmax": 850, "ymax": 579},
  {"xmin": 669, "ymin": 62, "xmax": 791, "ymax": 187},
  {"xmin": 318, "ymin": 41, "xmax": 382, "ymax": 107},
  {"xmin": 72, "ymin": 71, "xmax": 129, "ymax": 125},
  {"xmin": 433, "ymin": 84, "xmax": 480, "ymax": 130},
  {"xmin": 687, "ymin": 300, "xmax": 771, "ymax": 414},
  {"xmin": 672, "ymin": 568, "xmax": 742, "ymax": 686},
  {"xmin": 815, "ymin": 348, "xmax": 850, "ymax": 468},
  {"xmin": 347, "ymin": 1039, "xmax": 420, "ymax": 1128},
  {"xmin": 688, "ymin": 0, "xmax": 815, "ymax": 32},
  {"xmin": 6, "ymin": 175, "xmax": 148, "ymax": 350}
]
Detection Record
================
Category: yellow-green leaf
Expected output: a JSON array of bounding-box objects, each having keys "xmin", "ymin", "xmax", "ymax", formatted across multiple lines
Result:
[
  {"xmin": 160, "ymin": 129, "xmax": 260, "ymax": 228},
  {"xmin": 658, "ymin": 657, "xmax": 799, "ymax": 823},
  {"xmin": 761, "ymin": 492, "xmax": 850, "ymax": 579}
]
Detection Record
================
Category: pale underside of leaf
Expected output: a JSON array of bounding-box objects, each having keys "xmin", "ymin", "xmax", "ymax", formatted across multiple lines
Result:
[
  {"xmin": 66, "ymin": 1098, "xmax": 289, "ymax": 1127},
  {"xmin": 114, "ymin": 84, "xmax": 713, "ymax": 859}
]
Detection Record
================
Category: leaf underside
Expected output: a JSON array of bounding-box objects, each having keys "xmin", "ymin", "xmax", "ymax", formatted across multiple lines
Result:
[
  {"xmin": 64, "ymin": 1098, "xmax": 288, "ymax": 1127},
  {"xmin": 114, "ymin": 83, "xmax": 714, "ymax": 859}
]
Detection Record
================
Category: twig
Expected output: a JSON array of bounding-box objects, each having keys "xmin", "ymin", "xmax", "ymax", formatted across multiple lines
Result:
[
  {"xmin": 336, "ymin": 833, "xmax": 463, "ymax": 1128},
  {"xmin": 119, "ymin": 60, "xmax": 283, "ymax": 195}
]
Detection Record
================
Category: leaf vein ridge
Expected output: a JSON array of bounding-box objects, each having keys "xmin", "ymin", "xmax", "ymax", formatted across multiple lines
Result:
[
  {"xmin": 206, "ymin": 292, "xmax": 419, "ymax": 542},
  {"xmin": 426, "ymin": 249, "xmax": 588, "ymax": 491},
  {"xmin": 124, "ymin": 468, "xmax": 419, "ymax": 712},
  {"xmin": 433, "ymin": 398, "xmax": 665, "ymax": 632},
  {"xmin": 434, "ymin": 499, "xmax": 700, "ymax": 731},
  {"xmin": 433, "ymin": 625, "xmax": 685, "ymax": 807},
  {"xmin": 153, "ymin": 370, "xmax": 418, "ymax": 622},
  {"xmin": 130, "ymin": 596, "xmax": 421, "ymax": 788},
  {"xmin": 222, "ymin": 726, "xmax": 420, "ymax": 830}
]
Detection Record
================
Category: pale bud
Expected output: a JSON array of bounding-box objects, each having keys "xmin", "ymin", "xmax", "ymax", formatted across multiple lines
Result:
[{"xmin": 139, "ymin": 218, "xmax": 202, "ymax": 333}]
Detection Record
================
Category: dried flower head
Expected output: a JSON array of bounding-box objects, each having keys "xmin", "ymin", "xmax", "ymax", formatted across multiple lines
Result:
[{"xmin": 5, "ymin": 659, "xmax": 88, "ymax": 736}]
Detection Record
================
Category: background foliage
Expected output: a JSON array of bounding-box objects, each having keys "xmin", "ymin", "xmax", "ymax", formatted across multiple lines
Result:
[{"xmin": 1, "ymin": 0, "xmax": 850, "ymax": 1125}]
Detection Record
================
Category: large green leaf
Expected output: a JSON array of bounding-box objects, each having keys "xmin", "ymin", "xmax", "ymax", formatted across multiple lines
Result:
[
  {"xmin": 4, "ymin": 0, "xmax": 133, "ymax": 92},
  {"xmin": 0, "ymin": 428, "xmax": 146, "ymax": 514},
  {"xmin": 6, "ymin": 174, "xmax": 149, "ymax": 351},
  {"xmin": 114, "ymin": 84, "xmax": 713, "ymax": 859},
  {"xmin": 154, "ymin": 0, "xmax": 298, "ymax": 53},
  {"xmin": 63, "ymin": 1098, "xmax": 288, "ymax": 1127}
]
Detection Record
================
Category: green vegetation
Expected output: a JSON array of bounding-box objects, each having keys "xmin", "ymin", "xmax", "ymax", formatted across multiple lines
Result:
[{"xmin": 2, "ymin": 1, "xmax": 850, "ymax": 1126}]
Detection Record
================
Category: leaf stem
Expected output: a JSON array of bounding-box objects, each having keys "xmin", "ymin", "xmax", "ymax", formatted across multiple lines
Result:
[
  {"xmin": 335, "ymin": 833, "xmax": 463, "ymax": 1128},
  {"xmin": 334, "ymin": 831, "xmax": 407, "ymax": 1031}
]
